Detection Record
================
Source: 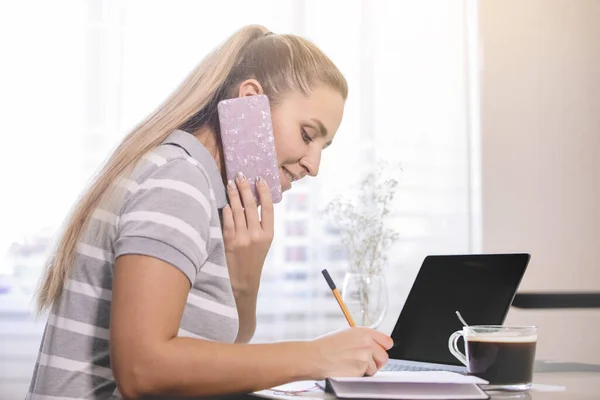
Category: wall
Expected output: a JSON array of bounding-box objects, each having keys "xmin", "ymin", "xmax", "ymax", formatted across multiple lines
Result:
[{"xmin": 479, "ymin": 0, "xmax": 600, "ymax": 363}]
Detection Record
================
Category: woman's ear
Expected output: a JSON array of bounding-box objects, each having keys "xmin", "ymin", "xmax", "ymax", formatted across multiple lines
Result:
[{"xmin": 238, "ymin": 79, "xmax": 264, "ymax": 97}]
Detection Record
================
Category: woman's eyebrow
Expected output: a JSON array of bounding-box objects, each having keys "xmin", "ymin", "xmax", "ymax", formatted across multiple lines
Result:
[
  {"xmin": 311, "ymin": 118, "xmax": 328, "ymax": 137},
  {"xmin": 309, "ymin": 118, "xmax": 332, "ymax": 147}
]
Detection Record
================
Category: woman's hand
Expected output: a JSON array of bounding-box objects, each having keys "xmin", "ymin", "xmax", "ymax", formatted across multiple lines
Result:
[
  {"xmin": 222, "ymin": 172, "xmax": 274, "ymax": 297},
  {"xmin": 309, "ymin": 327, "xmax": 393, "ymax": 378}
]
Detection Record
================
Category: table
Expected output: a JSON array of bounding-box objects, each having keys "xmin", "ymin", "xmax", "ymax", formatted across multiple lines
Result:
[
  {"xmin": 508, "ymin": 291, "xmax": 600, "ymax": 398},
  {"xmin": 249, "ymin": 361, "xmax": 600, "ymax": 400},
  {"xmin": 487, "ymin": 360, "xmax": 600, "ymax": 399}
]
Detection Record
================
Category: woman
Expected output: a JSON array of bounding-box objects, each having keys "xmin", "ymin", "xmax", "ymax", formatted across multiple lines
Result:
[{"xmin": 28, "ymin": 25, "xmax": 393, "ymax": 399}]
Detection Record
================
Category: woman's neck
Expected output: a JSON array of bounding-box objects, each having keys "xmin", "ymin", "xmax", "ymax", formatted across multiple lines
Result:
[{"xmin": 191, "ymin": 125, "xmax": 225, "ymax": 181}]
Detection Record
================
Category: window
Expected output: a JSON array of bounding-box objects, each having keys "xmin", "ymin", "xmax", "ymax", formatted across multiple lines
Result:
[
  {"xmin": 283, "ymin": 312, "xmax": 308, "ymax": 321},
  {"xmin": 283, "ymin": 272, "xmax": 309, "ymax": 281},
  {"xmin": 285, "ymin": 193, "xmax": 309, "ymax": 212},
  {"xmin": 285, "ymin": 220, "xmax": 308, "ymax": 236},
  {"xmin": 323, "ymin": 245, "xmax": 347, "ymax": 262},
  {"xmin": 323, "ymin": 223, "xmax": 341, "ymax": 235},
  {"xmin": 284, "ymin": 247, "xmax": 308, "ymax": 263}
]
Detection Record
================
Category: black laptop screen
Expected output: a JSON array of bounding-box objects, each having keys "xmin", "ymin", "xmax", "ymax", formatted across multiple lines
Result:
[{"xmin": 387, "ymin": 253, "xmax": 530, "ymax": 366}]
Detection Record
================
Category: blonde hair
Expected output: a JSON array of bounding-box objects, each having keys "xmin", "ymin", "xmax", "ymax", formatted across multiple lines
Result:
[{"xmin": 36, "ymin": 24, "xmax": 348, "ymax": 312}]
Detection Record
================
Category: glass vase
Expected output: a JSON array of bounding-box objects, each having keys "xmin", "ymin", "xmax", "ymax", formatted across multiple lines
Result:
[{"xmin": 341, "ymin": 272, "xmax": 388, "ymax": 329}]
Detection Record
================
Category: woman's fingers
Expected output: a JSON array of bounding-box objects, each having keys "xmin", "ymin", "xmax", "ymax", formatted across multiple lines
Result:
[
  {"xmin": 372, "ymin": 342, "xmax": 390, "ymax": 370},
  {"xmin": 221, "ymin": 205, "xmax": 235, "ymax": 242},
  {"xmin": 225, "ymin": 172, "xmax": 275, "ymax": 246},
  {"xmin": 227, "ymin": 175, "xmax": 246, "ymax": 231},
  {"xmin": 234, "ymin": 172, "xmax": 260, "ymax": 230},
  {"xmin": 365, "ymin": 358, "xmax": 378, "ymax": 376},
  {"xmin": 256, "ymin": 177, "xmax": 274, "ymax": 235}
]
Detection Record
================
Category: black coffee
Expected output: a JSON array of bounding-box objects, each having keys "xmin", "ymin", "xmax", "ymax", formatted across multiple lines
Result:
[{"xmin": 466, "ymin": 337, "xmax": 537, "ymax": 385}]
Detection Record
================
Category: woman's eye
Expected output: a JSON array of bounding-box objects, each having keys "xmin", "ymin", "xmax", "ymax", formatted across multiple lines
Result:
[{"xmin": 301, "ymin": 128, "xmax": 313, "ymax": 143}]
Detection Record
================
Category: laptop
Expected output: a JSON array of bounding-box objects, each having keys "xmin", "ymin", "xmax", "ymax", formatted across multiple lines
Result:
[{"xmin": 383, "ymin": 253, "xmax": 531, "ymax": 373}]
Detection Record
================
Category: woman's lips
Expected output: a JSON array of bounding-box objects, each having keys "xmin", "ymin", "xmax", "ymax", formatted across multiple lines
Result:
[{"xmin": 281, "ymin": 167, "xmax": 294, "ymax": 191}]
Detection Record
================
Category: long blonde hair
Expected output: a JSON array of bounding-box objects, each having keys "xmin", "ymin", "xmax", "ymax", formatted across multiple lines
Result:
[{"xmin": 37, "ymin": 24, "xmax": 348, "ymax": 312}]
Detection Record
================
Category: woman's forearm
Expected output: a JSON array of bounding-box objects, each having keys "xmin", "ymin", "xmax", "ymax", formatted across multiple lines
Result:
[
  {"xmin": 234, "ymin": 291, "xmax": 258, "ymax": 343},
  {"xmin": 115, "ymin": 337, "xmax": 318, "ymax": 399}
]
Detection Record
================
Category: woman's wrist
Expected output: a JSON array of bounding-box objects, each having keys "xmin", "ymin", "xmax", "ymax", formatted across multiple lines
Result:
[
  {"xmin": 232, "ymin": 282, "xmax": 259, "ymax": 299},
  {"xmin": 292, "ymin": 340, "xmax": 327, "ymax": 381},
  {"xmin": 230, "ymin": 272, "xmax": 261, "ymax": 299}
]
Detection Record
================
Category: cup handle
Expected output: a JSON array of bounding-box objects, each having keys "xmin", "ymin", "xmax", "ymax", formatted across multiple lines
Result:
[{"xmin": 448, "ymin": 330, "xmax": 467, "ymax": 366}]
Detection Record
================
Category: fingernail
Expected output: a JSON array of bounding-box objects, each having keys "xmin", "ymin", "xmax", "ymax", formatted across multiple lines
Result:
[
  {"xmin": 256, "ymin": 176, "xmax": 264, "ymax": 185},
  {"xmin": 223, "ymin": 204, "xmax": 230, "ymax": 208},
  {"xmin": 236, "ymin": 171, "xmax": 246, "ymax": 182},
  {"xmin": 227, "ymin": 180, "xmax": 236, "ymax": 190}
]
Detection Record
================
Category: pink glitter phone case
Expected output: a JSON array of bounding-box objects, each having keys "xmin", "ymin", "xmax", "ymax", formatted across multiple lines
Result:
[{"xmin": 218, "ymin": 94, "xmax": 283, "ymax": 204}]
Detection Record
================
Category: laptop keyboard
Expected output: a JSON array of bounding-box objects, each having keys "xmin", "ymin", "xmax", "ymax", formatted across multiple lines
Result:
[{"xmin": 382, "ymin": 364, "xmax": 444, "ymax": 372}]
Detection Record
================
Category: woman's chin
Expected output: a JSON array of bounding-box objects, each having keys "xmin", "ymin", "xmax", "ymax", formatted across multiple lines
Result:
[
  {"xmin": 281, "ymin": 182, "xmax": 292, "ymax": 192},
  {"xmin": 280, "ymin": 170, "xmax": 292, "ymax": 192}
]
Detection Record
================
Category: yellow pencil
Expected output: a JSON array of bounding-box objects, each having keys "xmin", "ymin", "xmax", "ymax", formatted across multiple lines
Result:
[{"xmin": 321, "ymin": 269, "xmax": 356, "ymax": 327}]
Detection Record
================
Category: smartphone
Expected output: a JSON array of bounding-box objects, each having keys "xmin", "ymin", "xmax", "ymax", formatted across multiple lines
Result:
[{"xmin": 217, "ymin": 94, "xmax": 283, "ymax": 204}]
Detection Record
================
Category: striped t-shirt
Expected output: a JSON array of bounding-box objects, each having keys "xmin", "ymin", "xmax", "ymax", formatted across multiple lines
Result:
[{"xmin": 27, "ymin": 130, "xmax": 239, "ymax": 399}]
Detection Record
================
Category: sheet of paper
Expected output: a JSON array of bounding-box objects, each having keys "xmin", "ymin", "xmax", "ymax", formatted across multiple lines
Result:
[
  {"xmin": 270, "ymin": 380, "xmax": 319, "ymax": 391},
  {"xmin": 252, "ymin": 380, "xmax": 330, "ymax": 400}
]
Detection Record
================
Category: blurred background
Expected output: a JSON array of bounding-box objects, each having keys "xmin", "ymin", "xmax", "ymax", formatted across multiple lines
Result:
[{"xmin": 0, "ymin": 0, "xmax": 598, "ymax": 398}]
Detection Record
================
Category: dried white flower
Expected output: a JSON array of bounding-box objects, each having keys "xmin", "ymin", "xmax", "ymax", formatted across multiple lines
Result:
[{"xmin": 323, "ymin": 160, "xmax": 401, "ymax": 276}]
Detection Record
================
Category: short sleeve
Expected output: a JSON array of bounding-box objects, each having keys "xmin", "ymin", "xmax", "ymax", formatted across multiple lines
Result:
[{"xmin": 113, "ymin": 158, "xmax": 213, "ymax": 284}]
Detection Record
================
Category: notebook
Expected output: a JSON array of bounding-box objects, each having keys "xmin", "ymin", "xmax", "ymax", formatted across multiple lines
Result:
[{"xmin": 324, "ymin": 371, "xmax": 489, "ymax": 400}]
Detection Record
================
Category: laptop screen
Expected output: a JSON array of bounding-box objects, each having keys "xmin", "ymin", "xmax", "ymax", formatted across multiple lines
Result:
[{"xmin": 387, "ymin": 253, "xmax": 530, "ymax": 366}]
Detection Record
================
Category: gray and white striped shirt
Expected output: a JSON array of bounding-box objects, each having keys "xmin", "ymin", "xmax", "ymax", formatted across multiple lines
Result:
[{"xmin": 27, "ymin": 130, "xmax": 238, "ymax": 399}]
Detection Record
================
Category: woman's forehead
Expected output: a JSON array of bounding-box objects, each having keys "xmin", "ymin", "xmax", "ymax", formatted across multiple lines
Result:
[{"xmin": 281, "ymin": 87, "xmax": 344, "ymax": 134}]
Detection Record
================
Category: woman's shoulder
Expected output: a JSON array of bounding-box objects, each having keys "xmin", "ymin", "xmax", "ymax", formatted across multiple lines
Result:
[
  {"xmin": 152, "ymin": 144, "xmax": 211, "ymax": 177},
  {"xmin": 126, "ymin": 145, "xmax": 216, "ymax": 198}
]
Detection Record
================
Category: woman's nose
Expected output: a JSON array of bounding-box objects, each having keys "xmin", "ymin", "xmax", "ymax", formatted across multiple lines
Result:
[{"xmin": 300, "ymin": 148, "xmax": 322, "ymax": 177}]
